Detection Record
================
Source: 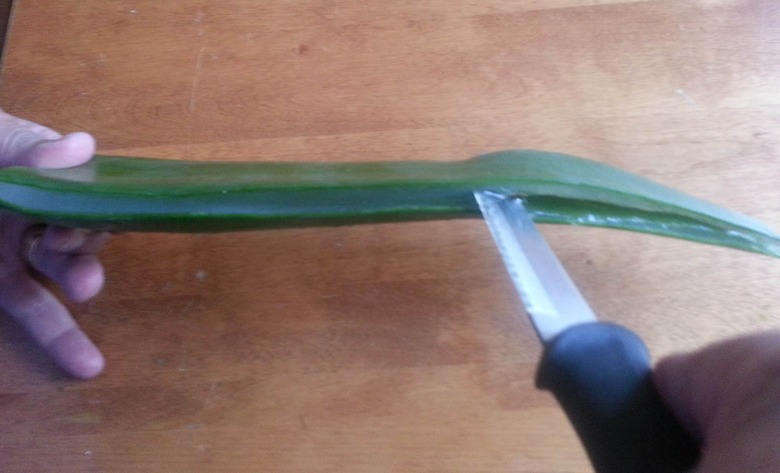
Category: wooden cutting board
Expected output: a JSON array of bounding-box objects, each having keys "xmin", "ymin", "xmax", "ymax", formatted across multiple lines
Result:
[{"xmin": 1, "ymin": 1, "xmax": 778, "ymax": 471}]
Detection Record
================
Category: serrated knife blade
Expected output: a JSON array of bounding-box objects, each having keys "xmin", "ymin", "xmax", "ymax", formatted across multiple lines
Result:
[{"xmin": 474, "ymin": 190, "xmax": 597, "ymax": 342}]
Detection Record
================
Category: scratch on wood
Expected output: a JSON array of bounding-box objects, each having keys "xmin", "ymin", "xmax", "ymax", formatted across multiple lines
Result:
[
  {"xmin": 188, "ymin": 47, "xmax": 207, "ymax": 113},
  {"xmin": 675, "ymin": 88, "xmax": 695, "ymax": 105}
]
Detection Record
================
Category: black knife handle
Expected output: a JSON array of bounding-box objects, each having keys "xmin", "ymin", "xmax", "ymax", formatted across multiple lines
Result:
[{"xmin": 535, "ymin": 322, "xmax": 700, "ymax": 473}]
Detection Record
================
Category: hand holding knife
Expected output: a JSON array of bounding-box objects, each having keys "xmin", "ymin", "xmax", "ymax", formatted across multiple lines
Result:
[{"xmin": 474, "ymin": 191, "xmax": 700, "ymax": 473}]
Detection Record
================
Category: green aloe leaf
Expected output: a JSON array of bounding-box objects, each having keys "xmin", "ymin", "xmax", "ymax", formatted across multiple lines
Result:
[{"xmin": 0, "ymin": 149, "xmax": 777, "ymax": 258}]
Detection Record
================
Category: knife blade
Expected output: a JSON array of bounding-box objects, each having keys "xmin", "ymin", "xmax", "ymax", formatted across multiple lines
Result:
[
  {"xmin": 473, "ymin": 190, "xmax": 597, "ymax": 342},
  {"xmin": 474, "ymin": 190, "xmax": 700, "ymax": 473}
]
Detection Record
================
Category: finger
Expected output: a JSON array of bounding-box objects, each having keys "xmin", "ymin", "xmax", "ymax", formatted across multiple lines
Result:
[
  {"xmin": 42, "ymin": 227, "xmax": 110, "ymax": 254},
  {"xmin": 0, "ymin": 215, "xmax": 29, "ymax": 270},
  {"xmin": 0, "ymin": 269, "xmax": 104, "ymax": 378},
  {"xmin": 0, "ymin": 117, "xmax": 60, "ymax": 167},
  {"xmin": 0, "ymin": 109, "xmax": 97, "ymax": 169},
  {"xmin": 653, "ymin": 354, "xmax": 703, "ymax": 441},
  {"xmin": 20, "ymin": 132, "xmax": 96, "ymax": 169},
  {"xmin": 654, "ymin": 331, "xmax": 780, "ymax": 442},
  {"xmin": 26, "ymin": 241, "xmax": 105, "ymax": 303}
]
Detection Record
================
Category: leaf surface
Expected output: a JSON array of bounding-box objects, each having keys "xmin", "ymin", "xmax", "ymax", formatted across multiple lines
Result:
[{"xmin": 0, "ymin": 150, "xmax": 776, "ymax": 258}]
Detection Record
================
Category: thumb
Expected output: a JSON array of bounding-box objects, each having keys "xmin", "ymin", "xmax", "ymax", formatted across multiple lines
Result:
[
  {"xmin": 5, "ymin": 131, "xmax": 96, "ymax": 169},
  {"xmin": 653, "ymin": 352, "xmax": 709, "ymax": 442},
  {"xmin": 0, "ymin": 111, "xmax": 96, "ymax": 169},
  {"xmin": 654, "ymin": 331, "xmax": 780, "ymax": 472}
]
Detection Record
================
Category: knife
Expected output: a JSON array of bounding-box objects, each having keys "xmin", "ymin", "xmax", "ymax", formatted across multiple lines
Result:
[{"xmin": 474, "ymin": 190, "xmax": 700, "ymax": 473}]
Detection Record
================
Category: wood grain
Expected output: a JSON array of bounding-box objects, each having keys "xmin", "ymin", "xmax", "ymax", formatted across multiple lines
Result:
[{"xmin": 1, "ymin": 1, "xmax": 779, "ymax": 471}]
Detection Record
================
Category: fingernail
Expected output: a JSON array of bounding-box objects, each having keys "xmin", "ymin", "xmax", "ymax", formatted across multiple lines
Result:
[
  {"xmin": 20, "ymin": 225, "xmax": 46, "ymax": 262},
  {"xmin": 25, "ymin": 132, "xmax": 95, "ymax": 169},
  {"xmin": 51, "ymin": 228, "xmax": 88, "ymax": 252}
]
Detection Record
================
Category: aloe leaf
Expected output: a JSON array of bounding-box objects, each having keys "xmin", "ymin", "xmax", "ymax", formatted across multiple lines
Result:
[{"xmin": 0, "ymin": 149, "xmax": 777, "ymax": 258}]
